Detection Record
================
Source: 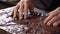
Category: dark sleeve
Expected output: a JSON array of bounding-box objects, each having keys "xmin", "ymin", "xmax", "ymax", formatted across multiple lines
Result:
[
  {"xmin": 33, "ymin": 0, "xmax": 60, "ymax": 11},
  {"xmin": 49, "ymin": 0, "xmax": 60, "ymax": 11}
]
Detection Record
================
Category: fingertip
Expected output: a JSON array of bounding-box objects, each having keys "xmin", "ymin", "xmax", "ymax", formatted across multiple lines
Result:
[
  {"xmin": 53, "ymin": 22, "xmax": 59, "ymax": 27},
  {"xmin": 19, "ymin": 17, "xmax": 23, "ymax": 20},
  {"xmin": 44, "ymin": 21, "xmax": 46, "ymax": 24},
  {"xmin": 24, "ymin": 16, "xmax": 27, "ymax": 19},
  {"xmin": 44, "ymin": 19, "xmax": 47, "ymax": 24},
  {"xmin": 8, "ymin": 9, "xmax": 14, "ymax": 16},
  {"xmin": 47, "ymin": 22, "xmax": 51, "ymax": 26},
  {"xmin": 13, "ymin": 9, "xmax": 17, "ymax": 18},
  {"xmin": 19, "ymin": 10, "xmax": 23, "ymax": 20},
  {"xmin": 13, "ymin": 17, "xmax": 17, "ymax": 20},
  {"xmin": 24, "ymin": 11, "xmax": 28, "ymax": 19}
]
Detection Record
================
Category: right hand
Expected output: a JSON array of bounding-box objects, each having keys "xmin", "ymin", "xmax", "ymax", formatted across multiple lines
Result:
[{"xmin": 9, "ymin": 0, "xmax": 37, "ymax": 20}]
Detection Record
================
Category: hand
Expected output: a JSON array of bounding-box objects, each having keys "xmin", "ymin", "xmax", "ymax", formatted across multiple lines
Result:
[
  {"xmin": 44, "ymin": 7, "xmax": 60, "ymax": 27},
  {"xmin": 9, "ymin": 0, "xmax": 37, "ymax": 20}
]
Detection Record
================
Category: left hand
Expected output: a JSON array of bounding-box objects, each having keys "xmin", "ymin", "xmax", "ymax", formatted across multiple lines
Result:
[{"xmin": 44, "ymin": 7, "xmax": 60, "ymax": 27}]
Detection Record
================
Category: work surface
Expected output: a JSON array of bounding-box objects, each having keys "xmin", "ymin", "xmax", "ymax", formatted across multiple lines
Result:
[{"xmin": 0, "ymin": 7, "xmax": 60, "ymax": 34}]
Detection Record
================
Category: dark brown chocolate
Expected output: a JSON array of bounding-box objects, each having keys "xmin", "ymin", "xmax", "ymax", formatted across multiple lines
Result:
[{"xmin": 15, "ymin": 16, "xmax": 60, "ymax": 34}]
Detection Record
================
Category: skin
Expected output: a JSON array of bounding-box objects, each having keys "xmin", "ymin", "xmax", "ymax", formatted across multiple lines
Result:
[
  {"xmin": 9, "ymin": 0, "xmax": 37, "ymax": 20},
  {"xmin": 9, "ymin": 0, "xmax": 60, "ymax": 27},
  {"xmin": 44, "ymin": 7, "xmax": 60, "ymax": 27}
]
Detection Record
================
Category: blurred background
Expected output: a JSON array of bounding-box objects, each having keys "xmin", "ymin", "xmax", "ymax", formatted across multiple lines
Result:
[{"xmin": 0, "ymin": 0, "xmax": 20, "ymax": 9}]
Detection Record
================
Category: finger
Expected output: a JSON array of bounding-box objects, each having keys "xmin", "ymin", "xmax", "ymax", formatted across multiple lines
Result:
[
  {"xmin": 19, "ymin": 1, "xmax": 24, "ymax": 20},
  {"xmin": 24, "ymin": 1, "xmax": 29, "ymax": 19},
  {"xmin": 8, "ymin": 2, "xmax": 20, "ymax": 17},
  {"xmin": 29, "ymin": 1, "xmax": 37, "ymax": 15},
  {"xmin": 53, "ymin": 20, "xmax": 60, "ymax": 27},
  {"xmin": 44, "ymin": 11, "xmax": 59, "ymax": 24},
  {"xmin": 47, "ymin": 13, "xmax": 60, "ymax": 26},
  {"xmin": 13, "ymin": 4, "xmax": 19, "ymax": 18},
  {"xmin": 16, "ymin": 12, "xmax": 19, "ymax": 20},
  {"xmin": 8, "ymin": 9, "xmax": 14, "ymax": 17}
]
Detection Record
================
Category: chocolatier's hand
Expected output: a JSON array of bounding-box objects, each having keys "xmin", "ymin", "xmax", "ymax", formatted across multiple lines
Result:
[
  {"xmin": 9, "ymin": 0, "xmax": 37, "ymax": 20},
  {"xmin": 44, "ymin": 7, "xmax": 60, "ymax": 27}
]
